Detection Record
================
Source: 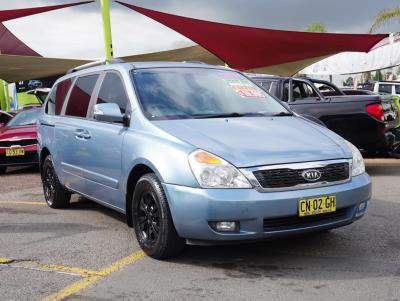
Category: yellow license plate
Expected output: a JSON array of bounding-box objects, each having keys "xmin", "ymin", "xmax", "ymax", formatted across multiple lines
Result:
[
  {"xmin": 298, "ymin": 195, "xmax": 336, "ymax": 217},
  {"xmin": 5, "ymin": 148, "xmax": 25, "ymax": 157}
]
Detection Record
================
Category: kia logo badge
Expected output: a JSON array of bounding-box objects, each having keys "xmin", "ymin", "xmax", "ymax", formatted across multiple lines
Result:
[{"xmin": 301, "ymin": 169, "xmax": 322, "ymax": 182}]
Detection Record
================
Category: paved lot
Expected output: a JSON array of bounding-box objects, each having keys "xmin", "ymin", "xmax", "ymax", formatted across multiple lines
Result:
[{"xmin": 0, "ymin": 162, "xmax": 399, "ymax": 301}]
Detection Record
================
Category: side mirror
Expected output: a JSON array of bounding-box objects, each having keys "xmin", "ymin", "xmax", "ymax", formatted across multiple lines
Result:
[{"xmin": 93, "ymin": 103, "xmax": 125, "ymax": 124}]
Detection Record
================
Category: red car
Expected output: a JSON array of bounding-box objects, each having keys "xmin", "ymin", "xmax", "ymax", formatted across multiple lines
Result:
[{"xmin": 0, "ymin": 108, "xmax": 41, "ymax": 174}]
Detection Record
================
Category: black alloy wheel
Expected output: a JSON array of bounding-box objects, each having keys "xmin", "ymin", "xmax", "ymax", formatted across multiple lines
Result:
[{"xmin": 41, "ymin": 155, "xmax": 71, "ymax": 208}]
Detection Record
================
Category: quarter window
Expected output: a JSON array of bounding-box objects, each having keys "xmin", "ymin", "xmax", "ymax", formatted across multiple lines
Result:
[
  {"xmin": 55, "ymin": 78, "xmax": 73, "ymax": 115},
  {"xmin": 65, "ymin": 74, "xmax": 99, "ymax": 118},
  {"xmin": 96, "ymin": 73, "xmax": 128, "ymax": 113},
  {"xmin": 46, "ymin": 85, "xmax": 57, "ymax": 115}
]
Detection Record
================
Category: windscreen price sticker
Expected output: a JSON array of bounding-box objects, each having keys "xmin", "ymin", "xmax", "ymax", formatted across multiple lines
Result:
[{"xmin": 224, "ymin": 78, "xmax": 267, "ymax": 98}]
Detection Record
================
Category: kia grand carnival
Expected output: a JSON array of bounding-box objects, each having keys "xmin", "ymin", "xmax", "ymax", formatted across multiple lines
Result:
[{"xmin": 38, "ymin": 62, "xmax": 371, "ymax": 259}]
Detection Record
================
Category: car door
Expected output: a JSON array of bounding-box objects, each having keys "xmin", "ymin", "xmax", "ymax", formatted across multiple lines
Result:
[
  {"xmin": 80, "ymin": 71, "xmax": 130, "ymax": 209},
  {"xmin": 287, "ymin": 79, "xmax": 330, "ymax": 119},
  {"xmin": 54, "ymin": 73, "xmax": 100, "ymax": 194}
]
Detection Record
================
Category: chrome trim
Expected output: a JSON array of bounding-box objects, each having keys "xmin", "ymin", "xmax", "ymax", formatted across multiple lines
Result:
[{"xmin": 240, "ymin": 159, "xmax": 352, "ymax": 192}]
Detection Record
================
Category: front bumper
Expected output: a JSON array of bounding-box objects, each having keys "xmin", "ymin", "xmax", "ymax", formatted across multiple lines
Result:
[{"xmin": 163, "ymin": 173, "xmax": 371, "ymax": 243}]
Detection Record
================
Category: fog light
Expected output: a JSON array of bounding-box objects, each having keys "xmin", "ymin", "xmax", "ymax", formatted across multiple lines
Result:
[
  {"xmin": 356, "ymin": 201, "xmax": 368, "ymax": 216},
  {"xmin": 215, "ymin": 221, "xmax": 238, "ymax": 232}
]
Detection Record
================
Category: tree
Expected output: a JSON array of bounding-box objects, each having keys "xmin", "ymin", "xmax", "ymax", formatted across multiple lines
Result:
[
  {"xmin": 369, "ymin": 7, "xmax": 400, "ymax": 33},
  {"xmin": 373, "ymin": 70, "xmax": 384, "ymax": 81},
  {"xmin": 305, "ymin": 22, "xmax": 327, "ymax": 33}
]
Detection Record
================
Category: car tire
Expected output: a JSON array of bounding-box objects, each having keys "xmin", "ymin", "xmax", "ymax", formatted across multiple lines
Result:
[
  {"xmin": 41, "ymin": 155, "xmax": 71, "ymax": 208},
  {"xmin": 0, "ymin": 166, "xmax": 6, "ymax": 174},
  {"xmin": 132, "ymin": 173, "xmax": 185, "ymax": 259}
]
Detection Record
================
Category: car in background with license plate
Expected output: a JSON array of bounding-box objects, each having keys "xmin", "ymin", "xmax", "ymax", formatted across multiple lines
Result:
[
  {"xmin": 38, "ymin": 62, "xmax": 371, "ymax": 259},
  {"xmin": 0, "ymin": 108, "xmax": 40, "ymax": 174}
]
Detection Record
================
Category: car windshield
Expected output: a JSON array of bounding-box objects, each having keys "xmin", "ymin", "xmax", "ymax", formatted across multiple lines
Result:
[
  {"xmin": 6, "ymin": 109, "xmax": 41, "ymax": 127},
  {"xmin": 132, "ymin": 68, "xmax": 290, "ymax": 120}
]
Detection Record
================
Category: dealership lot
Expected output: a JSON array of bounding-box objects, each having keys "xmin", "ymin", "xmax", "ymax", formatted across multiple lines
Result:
[{"xmin": 0, "ymin": 162, "xmax": 399, "ymax": 301}]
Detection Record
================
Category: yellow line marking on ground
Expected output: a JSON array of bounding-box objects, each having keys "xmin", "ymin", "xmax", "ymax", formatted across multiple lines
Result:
[
  {"xmin": 0, "ymin": 258, "xmax": 13, "ymax": 264},
  {"xmin": 41, "ymin": 250, "xmax": 146, "ymax": 301},
  {"xmin": 0, "ymin": 201, "xmax": 46, "ymax": 205},
  {"xmin": 35, "ymin": 263, "xmax": 104, "ymax": 277}
]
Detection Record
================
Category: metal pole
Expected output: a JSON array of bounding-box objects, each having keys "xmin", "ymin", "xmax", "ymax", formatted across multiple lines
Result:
[{"xmin": 100, "ymin": 0, "xmax": 113, "ymax": 63}]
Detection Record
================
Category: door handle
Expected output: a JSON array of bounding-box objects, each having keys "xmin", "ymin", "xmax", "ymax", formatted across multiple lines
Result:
[{"xmin": 75, "ymin": 129, "xmax": 91, "ymax": 140}]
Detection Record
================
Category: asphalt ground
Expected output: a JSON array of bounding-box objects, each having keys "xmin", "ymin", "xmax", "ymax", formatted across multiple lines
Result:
[{"xmin": 0, "ymin": 161, "xmax": 399, "ymax": 301}]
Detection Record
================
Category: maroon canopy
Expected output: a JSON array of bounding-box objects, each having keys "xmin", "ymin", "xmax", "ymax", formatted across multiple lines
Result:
[
  {"xmin": 0, "ymin": 1, "xmax": 94, "ymax": 22},
  {"xmin": 0, "ymin": 23, "xmax": 39, "ymax": 56},
  {"xmin": 0, "ymin": 1, "xmax": 94, "ymax": 57},
  {"xmin": 116, "ymin": 1, "xmax": 387, "ymax": 72}
]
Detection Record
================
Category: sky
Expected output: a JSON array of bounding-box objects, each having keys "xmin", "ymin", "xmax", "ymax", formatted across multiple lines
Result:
[{"xmin": 1, "ymin": 0, "xmax": 399, "ymax": 59}]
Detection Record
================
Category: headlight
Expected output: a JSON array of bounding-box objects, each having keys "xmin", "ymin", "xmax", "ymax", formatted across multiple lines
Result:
[
  {"xmin": 346, "ymin": 141, "xmax": 365, "ymax": 176},
  {"xmin": 188, "ymin": 149, "xmax": 251, "ymax": 188}
]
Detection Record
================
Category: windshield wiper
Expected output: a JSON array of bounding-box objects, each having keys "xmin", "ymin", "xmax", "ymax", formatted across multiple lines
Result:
[
  {"xmin": 271, "ymin": 112, "xmax": 293, "ymax": 117},
  {"xmin": 193, "ymin": 112, "xmax": 246, "ymax": 119}
]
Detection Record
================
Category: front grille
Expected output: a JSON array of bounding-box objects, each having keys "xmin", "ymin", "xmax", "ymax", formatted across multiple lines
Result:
[
  {"xmin": 253, "ymin": 162, "xmax": 349, "ymax": 189},
  {"xmin": 0, "ymin": 139, "xmax": 37, "ymax": 148},
  {"xmin": 263, "ymin": 207, "xmax": 349, "ymax": 232},
  {"xmin": 0, "ymin": 152, "xmax": 39, "ymax": 165}
]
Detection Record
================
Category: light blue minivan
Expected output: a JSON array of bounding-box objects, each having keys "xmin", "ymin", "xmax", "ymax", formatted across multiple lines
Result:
[{"xmin": 38, "ymin": 61, "xmax": 371, "ymax": 259}]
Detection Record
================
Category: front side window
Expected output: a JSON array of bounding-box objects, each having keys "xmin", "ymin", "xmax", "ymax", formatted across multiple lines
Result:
[
  {"xmin": 292, "ymin": 81, "xmax": 318, "ymax": 99},
  {"xmin": 96, "ymin": 73, "xmax": 128, "ymax": 113},
  {"xmin": 132, "ymin": 68, "xmax": 288, "ymax": 120},
  {"xmin": 65, "ymin": 74, "xmax": 99, "ymax": 118}
]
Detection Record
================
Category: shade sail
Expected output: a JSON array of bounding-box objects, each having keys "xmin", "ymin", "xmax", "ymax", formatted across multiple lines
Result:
[
  {"xmin": 302, "ymin": 34, "xmax": 400, "ymax": 75},
  {"xmin": 0, "ymin": 54, "xmax": 90, "ymax": 82},
  {"xmin": 116, "ymin": 1, "xmax": 387, "ymax": 74},
  {"xmin": 0, "ymin": 23, "xmax": 39, "ymax": 56},
  {"xmin": 0, "ymin": 1, "xmax": 94, "ymax": 22}
]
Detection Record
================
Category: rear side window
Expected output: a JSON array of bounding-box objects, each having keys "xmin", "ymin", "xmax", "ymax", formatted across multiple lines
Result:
[
  {"xmin": 96, "ymin": 73, "xmax": 128, "ymax": 113},
  {"xmin": 378, "ymin": 84, "xmax": 393, "ymax": 94},
  {"xmin": 65, "ymin": 74, "xmax": 99, "ymax": 118},
  {"xmin": 395, "ymin": 85, "xmax": 400, "ymax": 94}
]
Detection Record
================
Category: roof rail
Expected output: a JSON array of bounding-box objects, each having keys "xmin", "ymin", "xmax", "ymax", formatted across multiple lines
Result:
[
  {"xmin": 181, "ymin": 60, "xmax": 206, "ymax": 64},
  {"xmin": 66, "ymin": 58, "xmax": 125, "ymax": 74}
]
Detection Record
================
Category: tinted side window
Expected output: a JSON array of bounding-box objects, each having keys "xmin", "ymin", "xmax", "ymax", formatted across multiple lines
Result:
[
  {"xmin": 46, "ymin": 85, "xmax": 57, "ymax": 115},
  {"xmin": 96, "ymin": 73, "xmax": 128, "ymax": 113},
  {"xmin": 378, "ymin": 84, "xmax": 393, "ymax": 94},
  {"xmin": 395, "ymin": 85, "xmax": 400, "ymax": 94},
  {"xmin": 65, "ymin": 74, "xmax": 98, "ymax": 118},
  {"xmin": 55, "ymin": 78, "xmax": 73, "ymax": 115}
]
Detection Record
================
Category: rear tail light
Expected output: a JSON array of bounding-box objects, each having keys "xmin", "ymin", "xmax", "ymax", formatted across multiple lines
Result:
[{"xmin": 366, "ymin": 104, "xmax": 384, "ymax": 121}]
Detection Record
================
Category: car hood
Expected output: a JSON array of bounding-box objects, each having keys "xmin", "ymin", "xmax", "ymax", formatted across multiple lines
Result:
[
  {"xmin": 0, "ymin": 125, "xmax": 37, "ymax": 140},
  {"xmin": 153, "ymin": 116, "xmax": 350, "ymax": 167}
]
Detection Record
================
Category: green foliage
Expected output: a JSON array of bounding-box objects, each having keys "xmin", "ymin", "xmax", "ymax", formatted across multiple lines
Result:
[
  {"xmin": 369, "ymin": 7, "xmax": 400, "ymax": 33},
  {"xmin": 373, "ymin": 70, "xmax": 384, "ymax": 81},
  {"xmin": 305, "ymin": 22, "xmax": 327, "ymax": 33}
]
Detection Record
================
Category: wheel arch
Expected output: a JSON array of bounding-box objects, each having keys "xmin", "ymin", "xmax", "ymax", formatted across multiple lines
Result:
[{"xmin": 125, "ymin": 162, "xmax": 159, "ymax": 227}]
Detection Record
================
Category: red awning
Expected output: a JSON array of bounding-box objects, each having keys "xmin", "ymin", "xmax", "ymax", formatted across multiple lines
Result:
[
  {"xmin": 0, "ymin": 23, "xmax": 39, "ymax": 56},
  {"xmin": 0, "ymin": 1, "xmax": 94, "ymax": 57},
  {"xmin": 0, "ymin": 1, "xmax": 94, "ymax": 22},
  {"xmin": 116, "ymin": 1, "xmax": 387, "ymax": 72}
]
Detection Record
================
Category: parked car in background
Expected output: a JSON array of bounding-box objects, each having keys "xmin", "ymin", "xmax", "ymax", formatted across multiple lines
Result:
[
  {"xmin": 38, "ymin": 62, "xmax": 371, "ymax": 259},
  {"xmin": 342, "ymin": 89, "xmax": 377, "ymax": 96},
  {"xmin": 0, "ymin": 110, "xmax": 16, "ymax": 127},
  {"xmin": 251, "ymin": 75, "xmax": 399, "ymax": 156},
  {"xmin": 0, "ymin": 108, "xmax": 40, "ymax": 174},
  {"xmin": 358, "ymin": 81, "xmax": 400, "ymax": 96}
]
